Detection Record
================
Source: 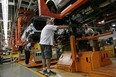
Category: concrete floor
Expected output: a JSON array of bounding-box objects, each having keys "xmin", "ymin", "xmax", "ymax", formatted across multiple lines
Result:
[
  {"xmin": 0, "ymin": 63, "xmax": 88, "ymax": 77},
  {"xmin": 45, "ymin": 69, "xmax": 88, "ymax": 77},
  {"xmin": 0, "ymin": 58, "xmax": 115, "ymax": 77},
  {"xmin": 0, "ymin": 63, "xmax": 44, "ymax": 77}
]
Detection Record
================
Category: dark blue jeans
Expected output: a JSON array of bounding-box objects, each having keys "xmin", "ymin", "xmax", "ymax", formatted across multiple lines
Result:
[{"xmin": 25, "ymin": 50, "xmax": 30, "ymax": 64}]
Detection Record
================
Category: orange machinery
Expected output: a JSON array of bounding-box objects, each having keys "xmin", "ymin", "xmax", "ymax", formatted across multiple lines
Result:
[
  {"xmin": 13, "ymin": 9, "xmax": 57, "ymax": 67},
  {"xmin": 16, "ymin": 10, "xmax": 34, "ymax": 46},
  {"xmin": 38, "ymin": 0, "xmax": 88, "ymax": 19},
  {"xmin": 57, "ymin": 32, "xmax": 112, "ymax": 73},
  {"xmin": 14, "ymin": 10, "xmax": 39, "ymax": 67},
  {"xmin": 37, "ymin": 0, "xmax": 116, "ymax": 76},
  {"xmin": 10, "ymin": 10, "xmax": 35, "ymax": 66},
  {"xmin": 11, "ymin": 10, "xmax": 34, "ymax": 52}
]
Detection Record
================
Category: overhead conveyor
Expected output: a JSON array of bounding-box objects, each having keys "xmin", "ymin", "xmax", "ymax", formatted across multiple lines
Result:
[{"xmin": 38, "ymin": 0, "xmax": 88, "ymax": 19}]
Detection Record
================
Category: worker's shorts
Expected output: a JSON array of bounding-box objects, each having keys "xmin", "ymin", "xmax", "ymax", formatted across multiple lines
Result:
[{"xmin": 40, "ymin": 44, "xmax": 52, "ymax": 59}]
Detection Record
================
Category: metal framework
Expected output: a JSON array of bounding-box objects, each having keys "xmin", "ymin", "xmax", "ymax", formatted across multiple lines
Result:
[
  {"xmin": 11, "ymin": 10, "xmax": 34, "ymax": 48},
  {"xmin": 38, "ymin": 0, "xmax": 88, "ymax": 19}
]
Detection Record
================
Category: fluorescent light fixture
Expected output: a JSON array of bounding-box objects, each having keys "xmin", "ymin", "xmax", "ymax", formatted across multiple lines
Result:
[{"xmin": 1, "ymin": 0, "xmax": 8, "ymax": 46}]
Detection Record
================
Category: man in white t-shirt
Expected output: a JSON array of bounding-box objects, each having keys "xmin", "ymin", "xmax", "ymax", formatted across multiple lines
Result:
[{"xmin": 40, "ymin": 18, "xmax": 69, "ymax": 76}]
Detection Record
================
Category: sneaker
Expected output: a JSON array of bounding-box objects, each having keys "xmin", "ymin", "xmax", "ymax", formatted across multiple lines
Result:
[
  {"xmin": 46, "ymin": 70, "xmax": 56, "ymax": 76},
  {"xmin": 50, "ymin": 70, "xmax": 56, "ymax": 75},
  {"xmin": 42, "ymin": 69, "xmax": 47, "ymax": 74},
  {"xmin": 46, "ymin": 71, "xmax": 52, "ymax": 76}
]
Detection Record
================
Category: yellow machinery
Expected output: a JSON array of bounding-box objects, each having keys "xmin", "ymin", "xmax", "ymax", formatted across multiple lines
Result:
[
  {"xmin": 19, "ymin": 42, "xmax": 57, "ymax": 67},
  {"xmin": 10, "ymin": 51, "xmax": 21, "ymax": 63},
  {"xmin": 104, "ymin": 45, "xmax": 115, "ymax": 58},
  {"xmin": 1, "ymin": 51, "xmax": 20, "ymax": 63},
  {"xmin": 18, "ymin": 42, "xmax": 41, "ymax": 67},
  {"xmin": 32, "ymin": 42, "xmax": 42, "ymax": 62}
]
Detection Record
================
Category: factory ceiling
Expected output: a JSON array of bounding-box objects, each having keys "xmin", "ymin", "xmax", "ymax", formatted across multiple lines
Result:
[
  {"xmin": 0, "ymin": 0, "xmax": 115, "ymax": 26},
  {"xmin": 0, "ymin": 0, "xmax": 115, "ymax": 45}
]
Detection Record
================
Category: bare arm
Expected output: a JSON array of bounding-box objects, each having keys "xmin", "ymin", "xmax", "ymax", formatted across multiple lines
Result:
[{"xmin": 57, "ymin": 25, "xmax": 69, "ymax": 29}]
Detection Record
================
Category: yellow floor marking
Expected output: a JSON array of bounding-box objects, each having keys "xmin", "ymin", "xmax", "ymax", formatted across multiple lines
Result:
[{"xmin": 19, "ymin": 63, "xmax": 46, "ymax": 77}]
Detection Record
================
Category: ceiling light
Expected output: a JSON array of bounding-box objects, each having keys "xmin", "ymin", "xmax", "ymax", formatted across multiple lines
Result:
[{"xmin": 1, "ymin": 0, "xmax": 8, "ymax": 46}]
